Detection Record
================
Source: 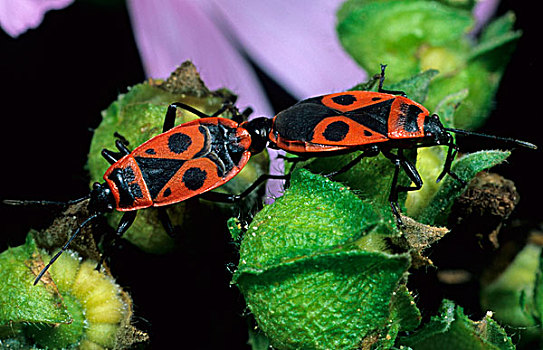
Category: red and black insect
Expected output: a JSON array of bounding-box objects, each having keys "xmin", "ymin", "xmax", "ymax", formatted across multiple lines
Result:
[
  {"xmin": 17, "ymin": 102, "xmax": 283, "ymax": 284},
  {"xmin": 267, "ymin": 65, "xmax": 536, "ymax": 224}
]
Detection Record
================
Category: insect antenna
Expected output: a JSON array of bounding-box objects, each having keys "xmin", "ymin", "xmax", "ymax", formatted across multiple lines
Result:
[
  {"xmin": 3, "ymin": 195, "xmax": 90, "ymax": 208},
  {"xmin": 33, "ymin": 212, "xmax": 100, "ymax": 285},
  {"xmin": 444, "ymin": 128, "xmax": 537, "ymax": 150}
]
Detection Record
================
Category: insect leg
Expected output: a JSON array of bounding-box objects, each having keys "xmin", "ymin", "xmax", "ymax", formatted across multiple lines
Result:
[
  {"xmin": 199, "ymin": 174, "xmax": 290, "ymax": 203},
  {"xmin": 101, "ymin": 149, "xmax": 122, "ymax": 165},
  {"xmin": 115, "ymin": 211, "xmax": 138, "ymax": 237},
  {"xmin": 115, "ymin": 139, "xmax": 131, "ymax": 155},
  {"xmin": 101, "ymin": 135, "xmax": 132, "ymax": 165},
  {"xmin": 157, "ymin": 207, "xmax": 177, "ymax": 237},
  {"xmin": 382, "ymin": 149, "xmax": 423, "ymax": 226},
  {"xmin": 436, "ymin": 136, "xmax": 465, "ymax": 185},
  {"xmin": 97, "ymin": 210, "xmax": 138, "ymax": 270},
  {"xmin": 324, "ymin": 146, "xmax": 380, "ymax": 178},
  {"xmin": 164, "ymin": 102, "xmax": 213, "ymax": 132},
  {"xmin": 377, "ymin": 64, "xmax": 406, "ymax": 96}
]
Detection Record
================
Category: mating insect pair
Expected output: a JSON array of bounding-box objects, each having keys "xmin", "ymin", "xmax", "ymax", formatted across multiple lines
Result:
[{"xmin": 9, "ymin": 65, "xmax": 536, "ymax": 284}]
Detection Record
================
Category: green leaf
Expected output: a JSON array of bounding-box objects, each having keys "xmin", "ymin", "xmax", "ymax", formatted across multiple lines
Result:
[
  {"xmin": 0, "ymin": 234, "xmax": 71, "ymax": 327},
  {"xmin": 399, "ymin": 299, "xmax": 514, "ymax": 350},
  {"xmin": 534, "ymin": 249, "xmax": 543, "ymax": 323},
  {"xmin": 470, "ymin": 12, "xmax": 521, "ymax": 66},
  {"xmin": 481, "ymin": 244, "xmax": 542, "ymax": 328},
  {"xmin": 416, "ymin": 150, "xmax": 511, "ymax": 225},
  {"xmin": 390, "ymin": 284, "xmax": 422, "ymax": 332},
  {"xmin": 386, "ymin": 69, "xmax": 439, "ymax": 103},
  {"xmin": 235, "ymin": 169, "xmax": 396, "ymax": 273},
  {"xmin": 233, "ymin": 169, "xmax": 413, "ymax": 349},
  {"xmin": 236, "ymin": 250, "xmax": 410, "ymax": 350},
  {"xmin": 337, "ymin": 0, "xmax": 472, "ymax": 81},
  {"xmin": 337, "ymin": 0, "xmax": 521, "ymax": 130}
]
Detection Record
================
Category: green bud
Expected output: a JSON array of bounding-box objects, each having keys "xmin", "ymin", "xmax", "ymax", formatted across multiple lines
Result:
[
  {"xmin": 0, "ymin": 233, "xmax": 148, "ymax": 349},
  {"xmin": 233, "ymin": 169, "xmax": 415, "ymax": 349}
]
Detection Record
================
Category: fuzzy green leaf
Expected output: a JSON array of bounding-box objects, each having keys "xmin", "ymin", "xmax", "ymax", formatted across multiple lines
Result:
[
  {"xmin": 399, "ymin": 300, "xmax": 514, "ymax": 350},
  {"xmin": 234, "ymin": 169, "xmax": 413, "ymax": 349},
  {"xmin": 481, "ymin": 244, "xmax": 543, "ymax": 328},
  {"xmin": 534, "ymin": 249, "xmax": 543, "ymax": 323},
  {"xmin": 236, "ymin": 250, "xmax": 410, "ymax": 350},
  {"xmin": 235, "ymin": 169, "xmax": 396, "ymax": 273},
  {"xmin": 337, "ymin": 0, "xmax": 521, "ymax": 130},
  {"xmin": 416, "ymin": 150, "xmax": 510, "ymax": 225},
  {"xmin": 0, "ymin": 234, "xmax": 71, "ymax": 326},
  {"xmin": 386, "ymin": 69, "xmax": 439, "ymax": 103},
  {"xmin": 337, "ymin": 0, "xmax": 472, "ymax": 81}
]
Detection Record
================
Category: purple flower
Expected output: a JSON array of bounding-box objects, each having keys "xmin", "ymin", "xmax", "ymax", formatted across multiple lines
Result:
[
  {"xmin": 0, "ymin": 0, "xmax": 74, "ymax": 37},
  {"xmin": 126, "ymin": 0, "xmax": 365, "ymax": 116}
]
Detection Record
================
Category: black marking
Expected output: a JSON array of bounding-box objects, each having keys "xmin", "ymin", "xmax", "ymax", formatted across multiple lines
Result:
[
  {"xmin": 399, "ymin": 102, "xmax": 423, "ymax": 133},
  {"xmin": 331, "ymin": 94, "xmax": 357, "ymax": 106},
  {"xmin": 163, "ymin": 187, "xmax": 172, "ymax": 197},
  {"xmin": 322, "ymin": 121, "xmax": 350, "ymax": 142},
  {"xmin": 183, "ymin": 167, "xmax": 207, "ymax": 191},
  {"xmin": 200, "ymin": 122, "xmax": 247, "ymax": 176},
  {"xmin": 274, "ymin": 98, "xmax": 393, "ymax": 143},
  {"xmin": 134, "ymin": 156, "xmax": 186, "ymax": 199},
  {"xmin": 371, "ymin": 97, "xmax": 382, "ymax": 101},
  {"xmin": 145, "ymin": 149, "xmax": 156, "ymax": 155},
  {"xmin": 107, "ymin": 168, "xmax": 136, "ymax": 208},
  {"xmin": 168, "ymin": 132, "xmax": 192, "ymax": 154},
  {"xmin": 364, "ymin": 130, "xmax": 373, "ymax": 137},
  {"xmin": 343, "ymin": 99, "xmax": 393, "ymax": 136}
]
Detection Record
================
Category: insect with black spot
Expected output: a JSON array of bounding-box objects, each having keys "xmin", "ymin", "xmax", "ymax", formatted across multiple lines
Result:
[
  {"xmin": 6, "ymin": 102, "xmax": 285, "ymax": 284},
  {"xmin": 267, "ymin": 65, "xmax": 536, "ymax": 225}
]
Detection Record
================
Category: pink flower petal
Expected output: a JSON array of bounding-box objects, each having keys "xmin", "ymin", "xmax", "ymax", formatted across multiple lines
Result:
[
  {"xmin": 472, "ymin": 0, "xmax": 501, "ymax": 35},
  {"xmin": 0, "ymin": 0, "xmax": 74, "ymax": 37},
  {"xmin": 209, "ymin": 0, "xmax": 367, "ymax": 99},
  {"xmin": 126, "ymin": 0, "xmax": 272, "ymax": 118}
]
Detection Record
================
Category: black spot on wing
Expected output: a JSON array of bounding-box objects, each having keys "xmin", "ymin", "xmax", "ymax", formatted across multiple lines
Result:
[
  {"xmin": 183, "ymin": 167, "xmax": 207, "ymax": 191},
  {"xmin": 323, "ymin": 121, "xmax": 350, "ymax": 142},
  {"xmin": 168, "ymin": 132, "xmax": 192, "ymax": 154},
  {"xmin": 331, "ymin": 94, "xmax": 357, "ymax": 106}
]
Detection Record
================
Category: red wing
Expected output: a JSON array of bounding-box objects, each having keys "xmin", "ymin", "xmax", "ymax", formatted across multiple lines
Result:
[
  {"xmin": 152, "ymin": 153, "xmax": 250, "ymax": 206},
  {"xmin": 309, "ymin": 115, "xmax": 389, "ymax": 146}
]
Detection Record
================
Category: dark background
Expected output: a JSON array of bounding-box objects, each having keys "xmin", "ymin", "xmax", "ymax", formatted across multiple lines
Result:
[{"xmin": 0, "ymin": 1, "xmax": 540, "ymax": 348}]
